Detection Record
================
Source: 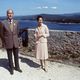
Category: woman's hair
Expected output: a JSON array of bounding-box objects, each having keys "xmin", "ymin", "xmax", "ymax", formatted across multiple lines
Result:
[{"xmin": 37, "ymin": 15, "xmax": 43, "ymax": 21}]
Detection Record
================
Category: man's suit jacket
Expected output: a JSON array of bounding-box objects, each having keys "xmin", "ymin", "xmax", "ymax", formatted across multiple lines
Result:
[
  {"xmin": 0, "ymin": 21, "xmax": 3, "ymax": 38},
  {"xmin": 2, "ymin": 20, "xmax": 19, "ymax": 49}
]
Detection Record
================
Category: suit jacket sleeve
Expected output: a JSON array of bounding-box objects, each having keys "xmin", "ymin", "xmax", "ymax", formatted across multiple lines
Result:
[
  {"xmin": 16, "ymin": 21, "xmax": 20, "ymax": 37},
  {"xmin": 0, "ymin": 22, "xmax": 5, "ymax": 47},
  {"xmin": 17, "ymin": 22, "xmax": 20, "ymax": 37}
]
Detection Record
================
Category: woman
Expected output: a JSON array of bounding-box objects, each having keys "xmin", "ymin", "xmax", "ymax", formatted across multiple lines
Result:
[{"xmin": 34, "ymin": 16, "xmax": 49, "ymax": 71}]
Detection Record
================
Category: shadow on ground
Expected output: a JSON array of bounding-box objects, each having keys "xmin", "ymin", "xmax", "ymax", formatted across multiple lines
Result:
[
  {"xmin": 20, "ymin": 56, "xmax": 40, "ymax": 68},
  {"xmin": 0, "ymin": 58, "xmax": 9, "ymax": 71}
]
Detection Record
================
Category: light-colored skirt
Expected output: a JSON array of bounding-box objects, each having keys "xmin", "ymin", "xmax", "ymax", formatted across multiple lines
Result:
[{"xmin": 36, "ymin": 42, "xmax": 48, "ymax": 60}]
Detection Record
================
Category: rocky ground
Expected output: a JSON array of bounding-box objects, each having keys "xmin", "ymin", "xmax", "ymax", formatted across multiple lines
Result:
[{"xmin": 28, "ymin": 29, "xmax": 80, "ymax": 64}]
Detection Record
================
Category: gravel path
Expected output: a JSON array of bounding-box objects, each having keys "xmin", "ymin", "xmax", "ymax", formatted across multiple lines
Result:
[{"xmin": 0, "ymin": 49, "xmax": 80, "ymax": 80}]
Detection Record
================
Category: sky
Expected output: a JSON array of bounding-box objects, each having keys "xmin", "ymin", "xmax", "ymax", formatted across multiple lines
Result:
[{"xmin": 0, "ymin": 0, "xmax": 80, "ymax": 16}]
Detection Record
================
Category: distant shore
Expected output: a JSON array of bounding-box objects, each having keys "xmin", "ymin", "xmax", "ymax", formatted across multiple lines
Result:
[{"xmin": 0, "ymin": 13, "xmax": 80, "ymax": 24}]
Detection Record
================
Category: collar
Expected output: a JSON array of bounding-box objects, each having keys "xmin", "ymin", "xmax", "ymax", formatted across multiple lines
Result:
[
  {"xmin": 38, "ymin": 23, "xmax": 44, "ymax": 27},
  {"xmin": 8, "ymin": 19, "xmax": 13, "ymax": 24}
]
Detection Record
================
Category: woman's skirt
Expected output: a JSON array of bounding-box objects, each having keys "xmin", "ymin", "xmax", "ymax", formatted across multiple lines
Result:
[{"xmin": 36, "ymin": 42, "xmax": 48, "ymax": 60}]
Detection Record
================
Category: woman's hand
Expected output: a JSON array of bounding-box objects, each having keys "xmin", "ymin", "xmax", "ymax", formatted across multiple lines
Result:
[{"xmin": 38, "ymin": 34, "xmax": 45, "ymax": 38}]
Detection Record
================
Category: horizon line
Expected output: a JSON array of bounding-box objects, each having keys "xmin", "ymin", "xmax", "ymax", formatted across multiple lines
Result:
[{"xmin": 0, "ymin": 12, "xmax": 80, "ymax": 17}]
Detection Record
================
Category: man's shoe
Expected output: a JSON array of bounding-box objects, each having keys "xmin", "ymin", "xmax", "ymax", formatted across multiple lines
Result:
[
  {"xmin": 9, "ymin": 69, "xmax": 14, "ymax": 75},
  {"xmin": 14, "ymin": 68, "xmax": 22, "ymax": 73}
]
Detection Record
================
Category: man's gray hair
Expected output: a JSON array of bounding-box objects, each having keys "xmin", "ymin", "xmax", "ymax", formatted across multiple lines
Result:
[{"xmin": 7, "ymin": 9, "xmax": 14, "ymax": 14}]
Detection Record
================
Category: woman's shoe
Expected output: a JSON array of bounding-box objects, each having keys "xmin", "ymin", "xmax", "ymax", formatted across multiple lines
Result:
[{"xmin": 42, "ymin": 66, "xmax": 48, "ymax": 72}]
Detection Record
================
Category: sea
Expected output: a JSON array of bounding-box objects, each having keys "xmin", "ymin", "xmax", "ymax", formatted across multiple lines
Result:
[{"xmin": 18, "ymin": 20, "xmax": 80, "ymax": 31}]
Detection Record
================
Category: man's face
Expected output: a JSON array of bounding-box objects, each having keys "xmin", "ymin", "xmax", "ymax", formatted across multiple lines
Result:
[{"xmin": 7, "ymin": 10, "xmax": 14, "ymax": 20}]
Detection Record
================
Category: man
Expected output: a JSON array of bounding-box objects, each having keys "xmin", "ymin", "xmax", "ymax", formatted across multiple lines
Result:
[
  {"xmin": 0, "ymin": 21, "xmax": 3, "ymax": 37},
  {"xmin": 0, "ymin": 21, "xmax": 4, "ymax": 47},
  {"xmin": 1, "ymin": 9, "xmax": 22, "ymax": 75}
]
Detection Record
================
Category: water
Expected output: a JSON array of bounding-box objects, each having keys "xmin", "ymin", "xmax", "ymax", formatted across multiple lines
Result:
[{"xmin": 18, "ymin": 20, "xmax": 80, "ymax": 31}]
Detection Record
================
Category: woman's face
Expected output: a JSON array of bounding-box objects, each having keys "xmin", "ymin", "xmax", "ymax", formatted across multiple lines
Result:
[{"xmin": 38, "ymin": 17, "xmax": 43, "ymax": 25}]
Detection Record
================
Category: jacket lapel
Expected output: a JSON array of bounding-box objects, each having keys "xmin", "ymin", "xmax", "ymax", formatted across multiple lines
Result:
[
  {"xmin": 13, "ymin": 20, "xmax": 17, "ymax": 32},
  {"xmin": 4, "ymin": 20, "xmax": 11, "ymax": 32},
  {"xmin": 4, "ymin": 20, "xmax": 17, "ymax": 32}
]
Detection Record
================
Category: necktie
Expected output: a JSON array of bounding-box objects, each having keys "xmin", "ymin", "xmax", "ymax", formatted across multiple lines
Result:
[{"xmin": 9, "ymin": 20, "xmax": 13, "ymax": 32}]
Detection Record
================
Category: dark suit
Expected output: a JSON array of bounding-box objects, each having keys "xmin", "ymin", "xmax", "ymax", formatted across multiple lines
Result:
[
  {"xmin": 0, "ymin": 21, "xmax": 3, "ymax": 39},
  {"xmin": 2, "ymin": 19, "xmax": 20, "ymax": 70},
  {"xmin": 2, "ymin": 20, "xmax": 19, "ymax": 48}
]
